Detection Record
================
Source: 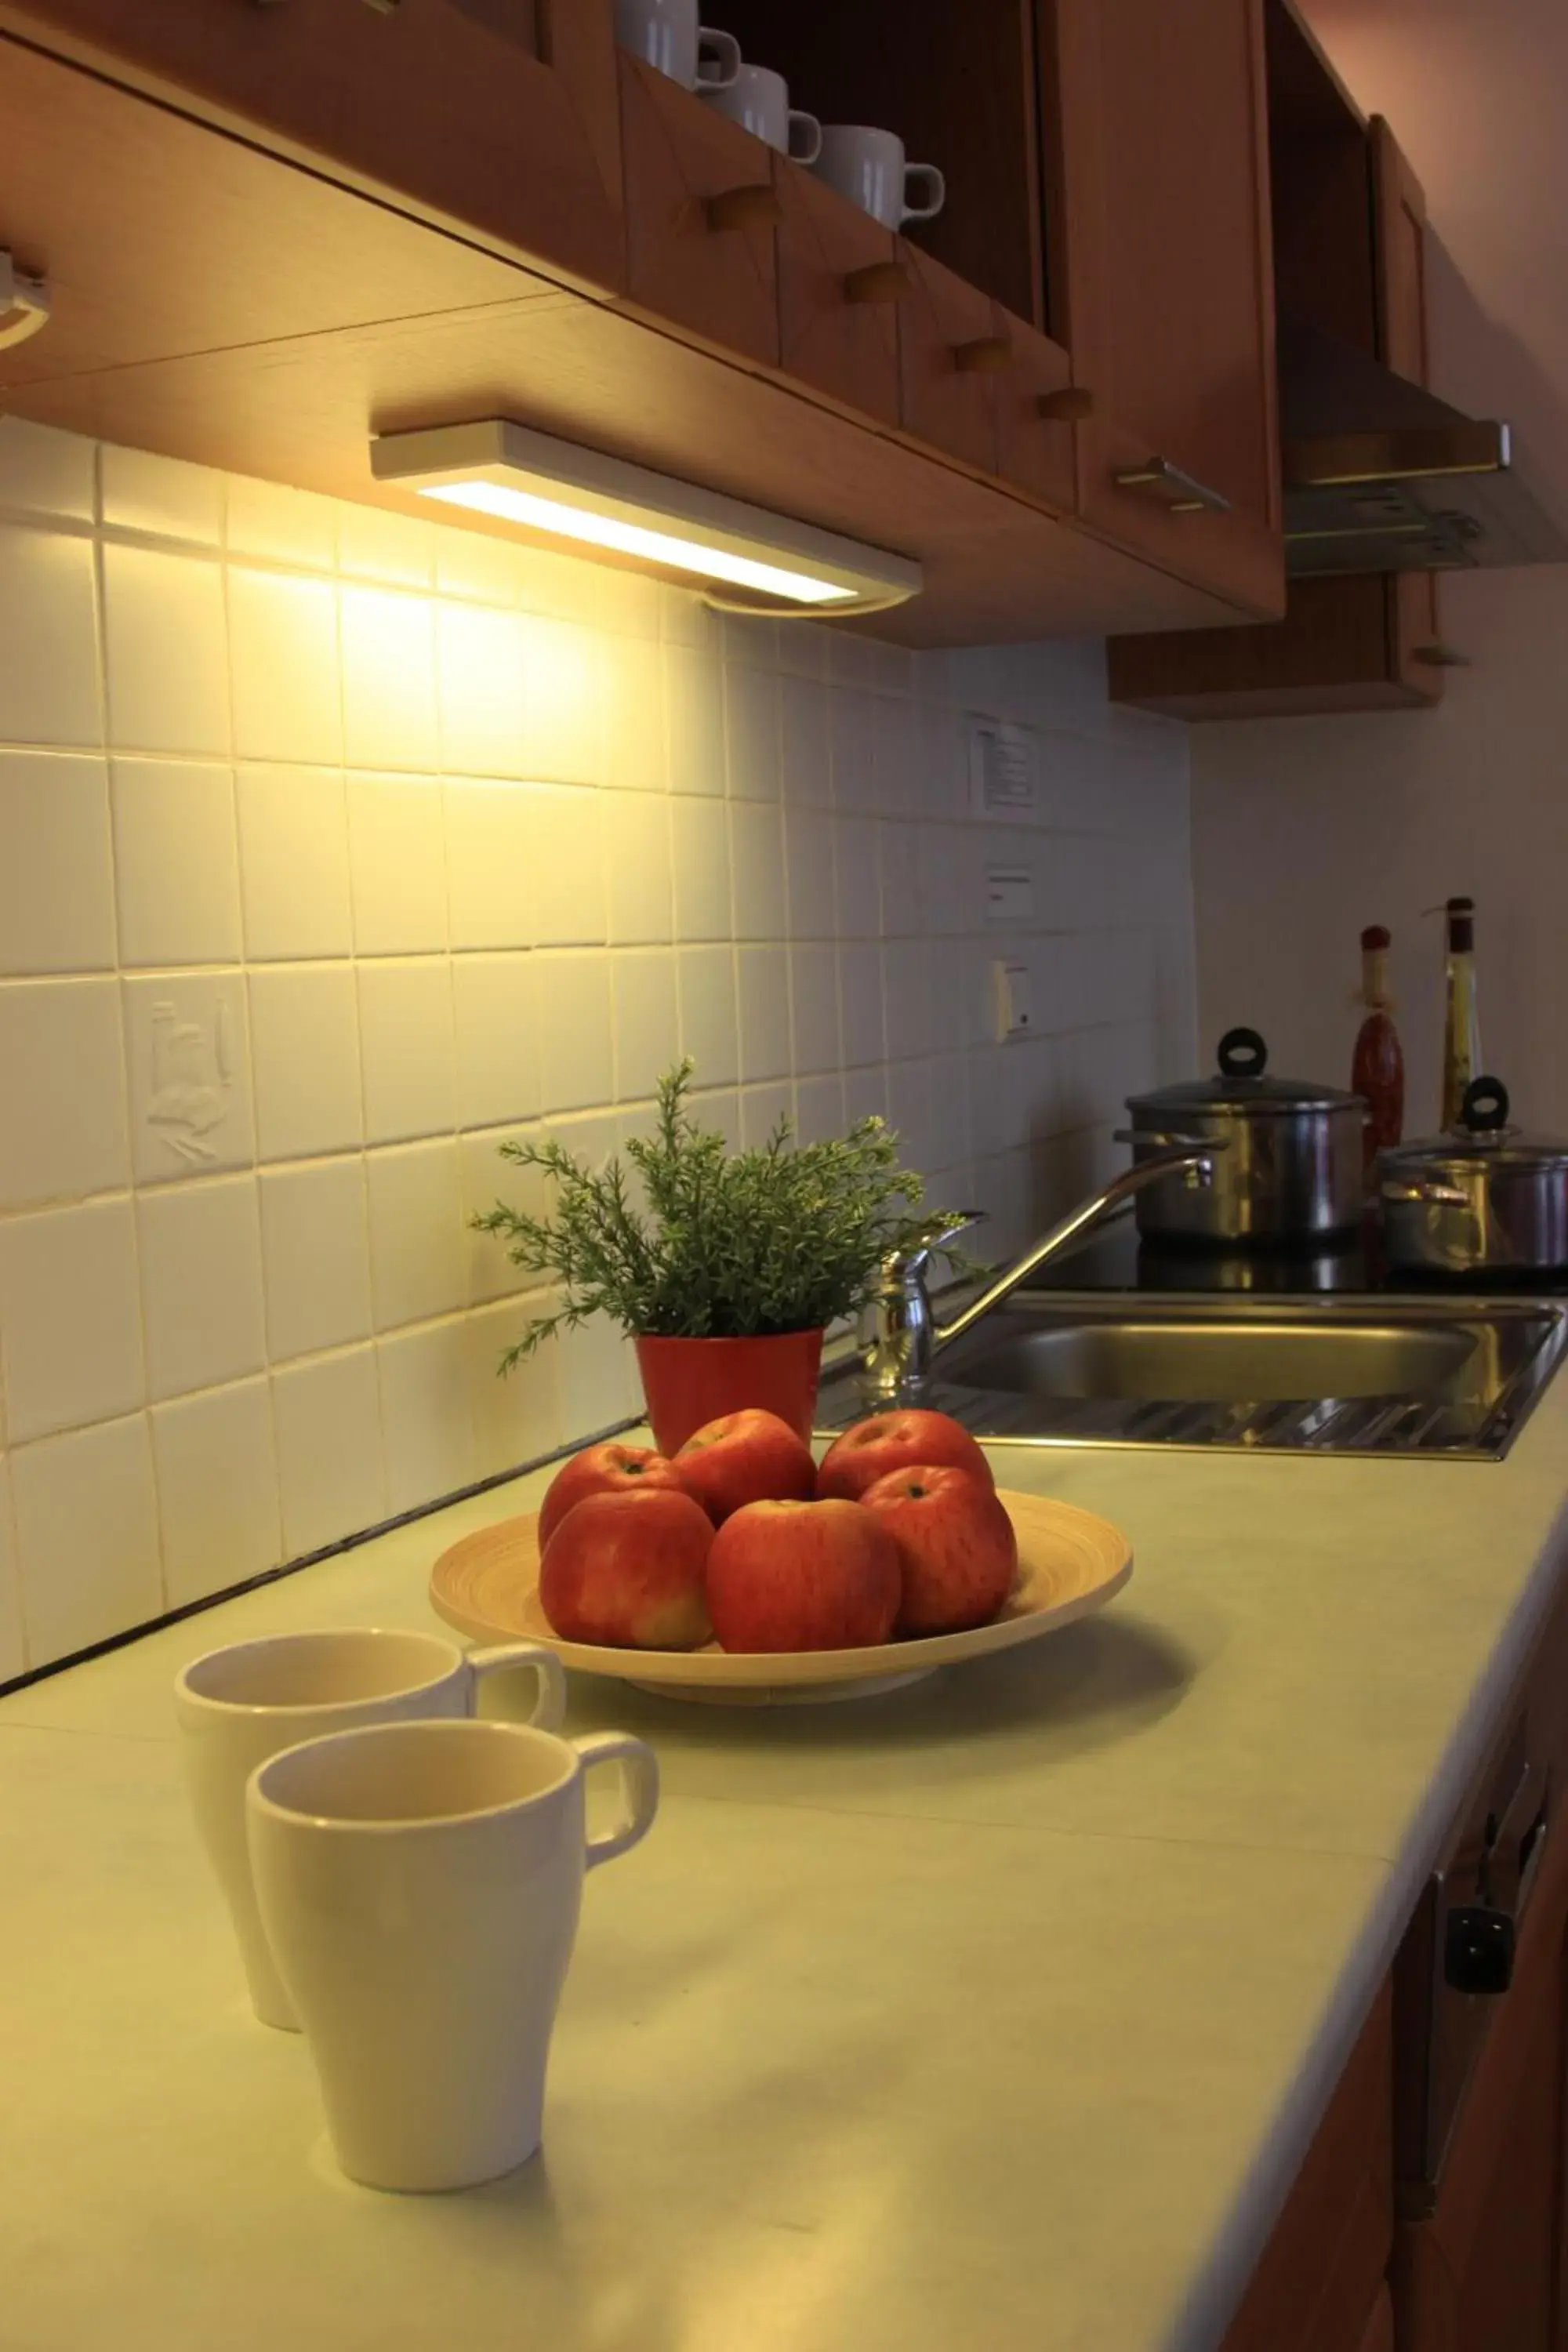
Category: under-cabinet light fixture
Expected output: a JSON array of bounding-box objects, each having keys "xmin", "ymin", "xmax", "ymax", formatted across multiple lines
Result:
[{"xmin": 370, "ymin": 421, "xmax": 922, "ymax": 616}]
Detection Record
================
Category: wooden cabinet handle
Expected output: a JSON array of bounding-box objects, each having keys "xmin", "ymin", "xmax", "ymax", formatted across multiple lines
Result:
[
  {"xmin": 844, "ymin": 261, "xmax": 912, "ymax": 307},
  {"xmin": 706, "ymin": 184, "xmax": 783, "ymax": 234},
  {"xmin": 953, "ymin": 336, "xmax": 1013, "ymax": 376},
  {"xmin": 1412, "ymin": 643, "xmax": 1472, "ymax": 668},
  {"xmin": 1037, "ymin": 387, "xmax": 1094, "ymax": 423},
  {"xmin": 1114, "ymin": 456, "xmax": 1231, "ymax": 514}
]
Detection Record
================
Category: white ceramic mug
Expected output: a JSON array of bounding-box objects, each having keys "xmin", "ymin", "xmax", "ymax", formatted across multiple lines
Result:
[
  {"xmin": 702, "ymin": 63, "xmax": 822, "ymax": 162},
  {"xmin": 175, "ymin": 1628, "xmax": 564, "ymax": 2032},
  {"xmin": 247, "ymin": 1718, "xmax": 659, "ymax": 2193},
  {"xmin": 614, "ymin": 0, "xmax": 740, "ymax": 93},
  {"xmin": 813, "ymin": 126, "xmax": 946, "ymax": 229}
]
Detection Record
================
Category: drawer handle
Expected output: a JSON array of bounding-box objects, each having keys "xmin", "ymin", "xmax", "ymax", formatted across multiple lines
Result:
[
  {"xmin": 1114, "ymin": 456, "xmax": 1231, "ymax": 515},
  {"xmin": 0, "ymin": 255, "xmax": 49, "ymax": 351},
  {"xmin": 1412, "ymin": 643, "xmax": 1472, "ymax": 669},
  {"xmin": 706, "ymin": 184, "xmax": 783, "ymax": 234},
  {"xmin": 843, "ymin": 261, "xmax": 912, "ymax": 307},
  {"xmin": 953, "ymin": 336, "xmax": 1014, "ymax": 376},
  {"xmin": 1037, "ymin": 386, "xmax": 1094, "ymax": 423}
]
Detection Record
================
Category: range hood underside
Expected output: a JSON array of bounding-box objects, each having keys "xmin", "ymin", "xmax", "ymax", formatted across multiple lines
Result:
[{"xmin": 1278, "ymin": 315, "xmax": 1568, "ymax": 576}]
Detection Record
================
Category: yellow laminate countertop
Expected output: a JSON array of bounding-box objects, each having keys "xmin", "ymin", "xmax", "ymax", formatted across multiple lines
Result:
[{"xmin": 3, "ymin": 1377, "xmax": 1567, "ymax": 2352}]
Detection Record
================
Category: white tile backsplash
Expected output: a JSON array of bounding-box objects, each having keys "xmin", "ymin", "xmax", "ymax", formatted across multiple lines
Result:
[
  {"xmin": 0, "ymin": 752, "xmax": 116, "ymax": 976},
  {"xmin": 0, "ymin": 430, "xmax": 1194, "ymax": 1678},
  {"xmin": 111, "ymin": 758, "xmax": 243, "ymax": 967},
  {"xmin": 102, "ymin": 544, "xmax": 230, "ymax": 757}
]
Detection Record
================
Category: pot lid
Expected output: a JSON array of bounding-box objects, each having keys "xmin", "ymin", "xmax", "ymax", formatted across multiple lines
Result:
[
  {"xmin": 1128, "ymin": 1029, "xmax": 1365, "ymax": 1118},
  {"xmin": 1383, "ymin": 1076, "xmax": 1568, "ymax": 1171}
]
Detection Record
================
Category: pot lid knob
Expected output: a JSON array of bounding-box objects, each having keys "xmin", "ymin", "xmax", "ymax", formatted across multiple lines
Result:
[
  {"xmin": 1216, "ymin": 1027, "xmax": 1268, "ymax": 1079},
  {"xmin": 1460, "ymin": 1075, "xmax": 1511, "ymax": 1134}
]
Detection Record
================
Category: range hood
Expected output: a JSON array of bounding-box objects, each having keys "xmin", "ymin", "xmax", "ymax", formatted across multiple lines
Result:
[{"xmin": 1279, "ymin": 314, "xmax": 1568, "ymax": 576}]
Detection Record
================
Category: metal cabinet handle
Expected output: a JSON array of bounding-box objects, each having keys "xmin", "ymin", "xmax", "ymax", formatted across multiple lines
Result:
[
  {"xmin": 844, "ymin": 261, "xmax": 911, "ymax": 307},
  {"xmin": 1037, "ymin": 387, "xmax": 1094, "ymax": 422},
  {"xmin": 1114, "ymin": 456, "xmax": 1232, "ymax": 514},
  {"xmin": 953, "ymin": 336, "xmax": 1014, "ymax": 376},
  {"xmin": 1381, "ymin": 1178, "xmax": 1471, "ymax": 1208},
  {"xmin": 706, "ymin": 184, "xmax": 783, "ymax": 234}
]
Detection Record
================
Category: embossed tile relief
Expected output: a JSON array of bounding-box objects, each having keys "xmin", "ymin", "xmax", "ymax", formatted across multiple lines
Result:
[{"xmin": 0, "ymin": 419, "xmax": 1194, "ymax": 1679}]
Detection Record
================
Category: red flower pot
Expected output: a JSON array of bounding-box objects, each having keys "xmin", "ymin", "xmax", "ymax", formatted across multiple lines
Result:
[{"xmin": 634, "ymin": 1330, "xmax": 826, "ymax": 1457}]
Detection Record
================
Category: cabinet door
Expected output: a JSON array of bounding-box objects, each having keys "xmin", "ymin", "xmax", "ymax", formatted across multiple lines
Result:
[
  {"xmin": 1220, "ymin": 1982, "xmax": 1392, "ymax": 2352},
  {"xmin": 1356, "ymin": 2285, "xmax": 1394, "ymax": 2352},
  {"xmin": 1049, "ymin": 0, "xmax": 1283, "ymax": 616},
  {"xmin": 619, "ymin": 53, "xmax": 779, "ymax": 366},
  {"xmin": 2, "ymin": 0, "xmax": 623, "ymax": 294},
  {"xmin": 1392, "ymin": 1831, "xmax": 1568, "ymax": 2352}
]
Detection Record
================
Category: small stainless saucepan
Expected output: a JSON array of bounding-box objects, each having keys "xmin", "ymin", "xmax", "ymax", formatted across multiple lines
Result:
[
  {"xmin": 1380, "ymin": 1078, "xmax": 1568, "ymax": 1278},
  {"xmin": 1121, "ymin": 1027, "xmax": 1367, "ymax": 1248}
]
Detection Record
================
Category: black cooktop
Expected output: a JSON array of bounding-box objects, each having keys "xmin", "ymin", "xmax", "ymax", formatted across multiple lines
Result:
[{"xmin": 1028, "ymin": 1217, "xmax": 1568, "ymax": 1299}]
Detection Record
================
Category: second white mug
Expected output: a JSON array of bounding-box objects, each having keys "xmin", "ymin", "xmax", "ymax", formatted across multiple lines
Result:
[
  {"xmin": 702, "ymin": 63, "xmax": 822, "ymax": 163},
  {"xmin": 175, "ymin": 1627, "xmax": 564, "ymax": 2031},
  {"xmin": 813, "ymin": 125, "xmax": 946, "ymax": 230},
  {"xmin": 248, "ymin": 1718, "xmax": 660, "ymax": 2193},
  {"xmin": 614, "ymin": 0, "xmax": 740, "ymax": 93}
]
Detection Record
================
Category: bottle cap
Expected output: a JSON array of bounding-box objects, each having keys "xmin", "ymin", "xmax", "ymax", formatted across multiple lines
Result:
[{"xmin": 1360, "ymin": 924, "xmax": 1391, "ymax": 951}]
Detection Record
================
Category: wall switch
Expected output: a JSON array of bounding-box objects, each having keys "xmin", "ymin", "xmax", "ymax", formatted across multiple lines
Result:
[
  {"xmin": 993, "ymin": 959, "xmax": 1033, "ymax": 1042},
  {"xmin": 985, "ymin": 862, "xmax": 1035, "ymax": 924},
  {"xmin": 968, "ymin": 718, "xmax": 1040, "ymax": 819}
]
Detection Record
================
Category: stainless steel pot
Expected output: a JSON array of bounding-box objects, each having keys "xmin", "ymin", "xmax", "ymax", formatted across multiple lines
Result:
[
  {"xmin": 1121, "ymin": 1027, "xmax": 1367, "ymax": 1247},
  {"xmin": 1380, "ymin": 1078, "xmax": 1568, "ymax": 1276}
]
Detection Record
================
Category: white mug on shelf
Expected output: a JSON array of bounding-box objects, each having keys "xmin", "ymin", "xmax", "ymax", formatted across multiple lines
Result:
[
  {"xmin": 174, "ymin": 1628, "xmax": 565, "ymax": 2032},
  {"xmin": 702, "ymin": 63, "xmax": 822, "ymax": 163},
  {"xmin": 247, "ymin": 1718, "xmax": 660, "ymax": 2193},
  {"xmin": 812, "ymin": 125, "xmax": 946, "ymax": 229},
  {"xmin": 614, "ymin": 0, "xmax": 740, "ymax": 93}
]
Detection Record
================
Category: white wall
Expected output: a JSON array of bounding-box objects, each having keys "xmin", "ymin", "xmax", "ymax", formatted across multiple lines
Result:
[
  {"xmin": 1193, "ymin": 0, "xmax": 1568, "ymax": 1134},
  {"xmin": 0, "ymin": 420, "xmax": 1194, "ymax": 1679}
]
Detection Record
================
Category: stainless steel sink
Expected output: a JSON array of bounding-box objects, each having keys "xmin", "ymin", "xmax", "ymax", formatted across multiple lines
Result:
[{"xmin": 817, "ymin": 1294, "xmax": 1568, "ymax": 1458}]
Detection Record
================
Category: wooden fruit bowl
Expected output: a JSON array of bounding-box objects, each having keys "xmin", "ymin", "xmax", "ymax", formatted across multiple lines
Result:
[{"xmin": 430, "ymin": 1489, "xmax": 1132, "ymax": 1706}]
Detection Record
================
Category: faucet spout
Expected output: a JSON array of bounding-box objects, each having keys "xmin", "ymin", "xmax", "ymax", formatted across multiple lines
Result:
[{"xmin": 855, "ymin": 1142, "xmax": 1225, "ymax": 1405}]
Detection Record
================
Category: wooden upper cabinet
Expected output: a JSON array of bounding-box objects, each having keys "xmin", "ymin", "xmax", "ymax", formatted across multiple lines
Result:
[
  {"xmin": 1048, "ymin": 0, "xmax": 1283, "ymax": 617},
  {"xmin": 897, "ymin": 245, "xmax": 1003, "ymax": 476},
  {"xmin": 0, "ymin": 0, "xmax": 625, "ymax": 296},
  {"xmin": 995, "ymin": 315, "xmax": 1078, "ymax": 515},
  {"xmin": 772, "ymin": 165, "xmax": 902, "ymax": 428},
  {"xmin": 617, "ymin": 53, "xmax": 780, "ymax": 368}
]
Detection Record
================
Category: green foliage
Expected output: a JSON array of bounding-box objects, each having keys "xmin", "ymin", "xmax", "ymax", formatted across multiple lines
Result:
[{"xmin": 474, "ymin": 1060, "xmax": 964, "ymax": 1371}]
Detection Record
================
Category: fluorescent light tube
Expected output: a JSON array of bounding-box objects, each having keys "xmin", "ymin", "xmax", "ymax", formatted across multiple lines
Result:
[{"xmin": 371, "ymin": 421, "xmax": 921, "ymax": 616}]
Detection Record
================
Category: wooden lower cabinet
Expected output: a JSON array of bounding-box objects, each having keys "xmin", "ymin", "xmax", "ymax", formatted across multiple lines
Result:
[
  {"xmin": 1390, "ymin": 1829, "xmax": 1568, "ymax": 2352},
  {"xmin": 1358, "ymin": 2284, "xmax": 1396, "ymax": 2352},
  {"xmin": 1220, "ymin": 1983, "xmax": 1392, "ymax": 2352}
]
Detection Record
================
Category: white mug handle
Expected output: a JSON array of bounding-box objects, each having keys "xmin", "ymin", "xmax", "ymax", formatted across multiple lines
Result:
[
  {"xmin": 695, "ymin": 26, "xmax": 742, "ymax": 90},
  {"xmin": 576, "ymin": 1733, "xmax": 660, "ymax": 1871},
  {"xmin": 901, "ymin": 162, "xmax": 946, "ymax": 224},
  {"xmin": 787, "ymin": 111, "xmax": 823, "ymax": 166},
  {"xmin": 464, "ymin": 1642, "xmax": 567, "ymax": 1732}
]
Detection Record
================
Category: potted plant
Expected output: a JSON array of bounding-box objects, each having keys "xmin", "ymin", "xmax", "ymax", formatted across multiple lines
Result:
[{"xmin": 475, "ymin": 1061, "xmax": 964, "ymax": 1454}]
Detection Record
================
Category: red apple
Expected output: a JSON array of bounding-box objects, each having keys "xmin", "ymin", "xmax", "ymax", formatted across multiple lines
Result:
[
  {"xmin": 858, "ymin": 1463, "xmax": 1018, "ymax": 1636},
  {"xmin": 816, "ymin": 1410, "xmax": 995, "ymax": 1504},
  {"xmin": 675, "ymin": 1408, "xmax": 816, "ymax": 1526},
  {"xmin": 705, "ymin": 1498, "xmax": 901, "ymax": 1653},
  {"xmin": 538, "ymin": 1440, "xmax": 685, "ymax": 1550},
  {"xmin": 538, "ymin": 1488, "xmax": 714, "ymax": 1650}
]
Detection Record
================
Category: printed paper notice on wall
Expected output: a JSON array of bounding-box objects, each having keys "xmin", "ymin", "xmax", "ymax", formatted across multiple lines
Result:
[{"xmin": 967, "ymin": 718, "xmax": 1040, "ymax": 819}]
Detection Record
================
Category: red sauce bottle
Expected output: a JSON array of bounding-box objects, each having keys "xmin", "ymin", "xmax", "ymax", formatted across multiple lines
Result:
[{"xmin": 1352, "ymin": 924, "xmax": 1405, "ymax": 1169}]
